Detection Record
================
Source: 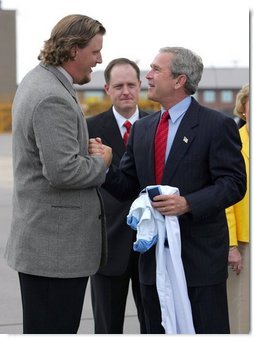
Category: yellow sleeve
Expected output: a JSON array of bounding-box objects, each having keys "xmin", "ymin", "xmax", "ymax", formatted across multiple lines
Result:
[{"xmin": 225, "ymin": 205, "xmax": 238, "ymax": 246}]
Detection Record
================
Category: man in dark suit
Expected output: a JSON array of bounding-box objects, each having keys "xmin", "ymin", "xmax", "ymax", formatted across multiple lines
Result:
[
  {"xmin": 87, "ymin": 58, "xmax": 148, "ymax": 334},
  {"xmin": 89, "ymin": 47, "xmax": 246, "ymax": 334}
]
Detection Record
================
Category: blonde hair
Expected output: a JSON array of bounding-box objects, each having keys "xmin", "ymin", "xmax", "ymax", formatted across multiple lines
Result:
[
  {"xmin": 38, "ymin": 14, "xmax": 105, "ymax": 66},
  {"xmin": 233, "ymin": 84, "xmax": 249, "ymax": 121}
]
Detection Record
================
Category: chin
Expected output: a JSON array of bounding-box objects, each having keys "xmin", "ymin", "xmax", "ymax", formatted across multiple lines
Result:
[
  {"xmin": 79, "ymin": 75, "xmax": 91, "ymax": 85},
  {"xmin": 148, "ymin": 94, "xmax": 159, "ymax": 103},
  {"xmin": 147, "ymin": 89, "xmax": 154, "ymax": 99}
]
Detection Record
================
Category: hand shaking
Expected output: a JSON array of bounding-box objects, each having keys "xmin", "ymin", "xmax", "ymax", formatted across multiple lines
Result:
[{"xmin": 89, "ymin": 137, "xmax": 112, "ymax": 168}]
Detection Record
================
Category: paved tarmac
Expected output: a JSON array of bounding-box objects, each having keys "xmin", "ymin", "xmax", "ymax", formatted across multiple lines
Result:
[{"xmin": 0, "ymin": 133, "xmax": 140, "ymax": 334}]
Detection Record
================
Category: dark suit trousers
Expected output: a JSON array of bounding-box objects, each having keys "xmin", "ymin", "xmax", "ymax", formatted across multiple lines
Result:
[
  {"xmin": 18, "ymin": 272, "xmax": 88, "ymax": 334},
  {"xmin": 188, "ymin": 282, "xmax": 230, "ymax": 334},
  {"xmin": 140, "ymin": 283, "xmax": 165, "ymax": 334},
  {"xmin": 140, "ymin": 282, "xmax": 230, "ymax": 334},
  {"xmin": 90, "ymin": 252, "xmax": 147, "ymax": 334}
]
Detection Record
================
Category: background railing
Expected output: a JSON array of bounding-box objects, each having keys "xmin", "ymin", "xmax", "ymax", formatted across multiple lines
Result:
[{"xmin": 0, "ymin": 99, "xmax": 161, "ymax": 133}]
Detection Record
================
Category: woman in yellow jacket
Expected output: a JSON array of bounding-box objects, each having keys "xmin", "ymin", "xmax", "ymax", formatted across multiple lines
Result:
[{"xmin": 226, "ymin": 83, "xmax": 249, "ymax": 334}]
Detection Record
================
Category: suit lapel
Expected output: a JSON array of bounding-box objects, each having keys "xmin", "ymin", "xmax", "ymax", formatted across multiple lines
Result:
[
  {"xmin": 102, "ymin": 109, "xmax": 150, "ymax": 160},
  {"xmin": 162, "ymin": 99, "xmax": 200, "ymax": 182},
  {"xmin": 145, "ymin": 111, "xmax": 161, "ymax": 183},
  {"xmin": 139, "ymin": 110, "xmax": 148, "ymax": 119},
  {"xmin": 100, "ymin": 109, "xmax": 125, "ymax": 159}
]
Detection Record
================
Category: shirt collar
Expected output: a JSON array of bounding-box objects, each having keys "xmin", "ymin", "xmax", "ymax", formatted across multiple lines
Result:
[
  {"xmin": 112, "ymin": 106, "xmax": 139, "ymax": 128},
  {"xmin": 57, "ymin": 66, "xmax": 74, "ymax": 85},
  {"xmin": 161, "ymin": 96, "xmax": 191, "ymax": 123}
]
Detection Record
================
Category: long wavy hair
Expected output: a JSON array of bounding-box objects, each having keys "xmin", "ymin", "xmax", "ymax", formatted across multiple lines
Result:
[{"xmin": 38, "ymin": 14, "xmax": 106, "ymax": 66}]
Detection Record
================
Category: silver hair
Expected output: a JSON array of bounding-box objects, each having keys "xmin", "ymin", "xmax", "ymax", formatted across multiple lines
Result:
[{"xmin": 159, "ymin": 47, "xmax": 204, "ymax": 95}]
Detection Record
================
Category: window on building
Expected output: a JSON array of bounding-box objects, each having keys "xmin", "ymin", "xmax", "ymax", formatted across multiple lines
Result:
[
  {"xmin": 221, "ymin": 90, "xmax": 233, "ymax": 103},
  {"xmin": 203, "ymin": 90, "xmax": 216, "ymax": 103}
]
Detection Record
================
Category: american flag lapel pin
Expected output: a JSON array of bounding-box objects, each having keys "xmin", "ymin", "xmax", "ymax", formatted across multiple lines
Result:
[{"xmin": 183, "ymin": 136, "xmax": 188, "ymax": 143}]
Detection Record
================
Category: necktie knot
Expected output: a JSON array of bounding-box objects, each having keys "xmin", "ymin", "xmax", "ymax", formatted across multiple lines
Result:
[
  {"xmin": 161, "ymin": 110, "xmax": 170, "ymax": 121},
  {"xmin": 123, "ymin": 120, "xmax": 132, "ymax": 145},
  {"xmin": 123, "ymin": 120, "xmax": 132, "ymax": 133}
]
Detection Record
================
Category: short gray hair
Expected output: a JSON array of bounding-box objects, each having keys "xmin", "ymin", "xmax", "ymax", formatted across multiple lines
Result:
[{"xmin": 159, "ymin": 47, "xmax": 203, "ymax": 95}]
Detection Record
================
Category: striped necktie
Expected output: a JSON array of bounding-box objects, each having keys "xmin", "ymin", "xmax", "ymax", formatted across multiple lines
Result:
[{"xmin": 154, "ymin": 111, "xmax": 170, "ymax": 184}]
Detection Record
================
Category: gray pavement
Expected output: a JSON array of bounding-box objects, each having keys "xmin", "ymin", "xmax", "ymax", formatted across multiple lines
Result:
[{"xmin": 0, "ymin": 133, "xmax": 140, "ymax": 334}]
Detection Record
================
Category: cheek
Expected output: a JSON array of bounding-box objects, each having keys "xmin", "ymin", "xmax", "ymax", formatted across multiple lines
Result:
[
  {"xmin": 245, "ymin": 101, "xmax": 249, "ymax": 115},
  {"xmin": 76, "ymin": 57, "xmax": 89, "ymax": 71},
  {"xmin": 110, "ymin": 92, "xmax": 121, "ymax": 102},
  {"xmin": 130, "ymin": 89, "xmax": 140, "ymax": 97}
]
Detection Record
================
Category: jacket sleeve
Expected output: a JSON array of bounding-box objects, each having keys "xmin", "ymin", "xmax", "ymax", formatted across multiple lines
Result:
[
  {"xmin": 185, "ymin": 115, "xmax": 246, "ymax": 219},
  {"xmin": 33, "ymin": 95, "xmax": 106, "ymax": 189},
  {"xmin": 225, "ymin": 205, "xmax": 238, "ymax": 246}
]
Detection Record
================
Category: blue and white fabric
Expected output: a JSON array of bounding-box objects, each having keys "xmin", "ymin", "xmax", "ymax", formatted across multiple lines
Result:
[{"xmin": 127, "ymin": 185, "xmax": 195, "ymax": 334}]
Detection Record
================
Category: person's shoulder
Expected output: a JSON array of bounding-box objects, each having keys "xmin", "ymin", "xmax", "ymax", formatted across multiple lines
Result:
[
  {"xmin": 86, "ymin": 108, "xmax": 112, "ymax": 123},
  {"xmin": 138, "ymin": 110, "xmax": 159, "ymax": 121},
  {"xmin": 239, "ymin": 124, "xmax": 248, "ymax": 138},
  {"xmin": 194, "ymin": 99, "xmax": 232, "ymax": 122},
  {"xmin": 18, "ymin": 64, "xmax": 44, "ymax": 84},
  {"xmin": 138, "ymin": 108, "xmax": 150, "ymax": 118}
]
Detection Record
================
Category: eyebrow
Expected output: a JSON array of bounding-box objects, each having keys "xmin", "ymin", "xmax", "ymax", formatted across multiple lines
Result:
[{"xmin": 150, "ymin": 63, "xmax": 162, "ymax": 71}]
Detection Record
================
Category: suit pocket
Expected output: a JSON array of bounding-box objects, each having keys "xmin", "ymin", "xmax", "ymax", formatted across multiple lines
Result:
[
  {"xmin": 51, "ymin": 205, "xmax": 81, "ymax": 209},
  {"xmin": 51, "ymin": 190, "xmax": 82, "ymax": 209}
]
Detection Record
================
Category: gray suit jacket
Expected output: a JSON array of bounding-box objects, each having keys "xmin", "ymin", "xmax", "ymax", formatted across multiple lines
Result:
[{"xmin": 5, "ymin": 63, "xmax": 107, "ymax": 278}]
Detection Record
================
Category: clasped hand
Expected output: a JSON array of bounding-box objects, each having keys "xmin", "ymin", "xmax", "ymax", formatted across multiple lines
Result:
[{"xmin": 89, "ymin": 137, "xmax": 112, "ymax": 168}]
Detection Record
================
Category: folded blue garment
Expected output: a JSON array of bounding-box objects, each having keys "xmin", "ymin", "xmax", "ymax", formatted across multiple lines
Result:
[
  {"xmin": 127, "ymin": 191, "xmax": 159, "ymax": 253},
  {"xmin": 133, "ymin": 236, "xmax": 158, "ymax": 253}
]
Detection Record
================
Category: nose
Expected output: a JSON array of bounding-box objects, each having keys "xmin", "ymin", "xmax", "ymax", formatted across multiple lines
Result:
[
  {"xmin": 97, "ymin": 52, "xmax": 102, "ymax": 64},
  {"xmin": 146, "ymin": 70, "xmax": 152, "ymax": 79},
  {"xmin": 122, "ymin": 85, "xmax": 130, "ymax": 94}
]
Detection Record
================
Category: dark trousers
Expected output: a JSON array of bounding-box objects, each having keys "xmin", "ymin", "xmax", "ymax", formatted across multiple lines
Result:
[
  {"xmin": 140, "ymin": 282, "xmax": 230, "ymax": 334},
  {"xmin": 140, "ymin": 283, "xmax": 165, "ymax": 334},
  {"xmin": 188, "ymin": 282, "xmax": 230, "ymax": 334},
  {"xmin": 18, "ymin": 272, "xmax": 88, "ymax": 334},
  {"xmin": 90, "ymin": 253, "xmax": 147, "ymax": 334}
]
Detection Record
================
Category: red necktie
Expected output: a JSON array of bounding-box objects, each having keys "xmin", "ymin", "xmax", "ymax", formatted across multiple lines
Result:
[
  {"xmin": 154, "ymin": 110, "xmax": 170, "ymax": 184},
  {"xmin": 123, "ymin": 120, "xmax": 132, "ymax": 145}
]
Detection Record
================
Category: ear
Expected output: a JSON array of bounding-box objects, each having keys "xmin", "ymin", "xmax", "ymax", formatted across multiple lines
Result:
[
  {"xmin": 175, "ymin": 74, "xmax": 187, "ymax": 89},
  {"xmin": 70, "ymin": 46, "xmax": 77, "ymax": 59},
  {"xmin": 104, "ymin": 84, "xmax": 109, "ymax": 94}
]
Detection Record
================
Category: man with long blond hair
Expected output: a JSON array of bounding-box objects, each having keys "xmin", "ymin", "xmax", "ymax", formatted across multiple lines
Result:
[{"xmin": 5, "ymin": 14, "xmax": 112, "ymax": 334}]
